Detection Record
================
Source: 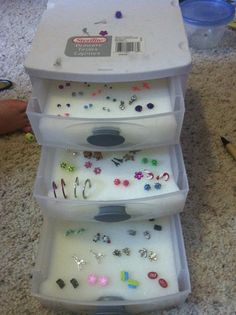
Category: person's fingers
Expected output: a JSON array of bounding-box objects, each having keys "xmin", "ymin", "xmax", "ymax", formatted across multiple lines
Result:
[
  {"xmin": 17, "ymin": 101, "xmax": 28, "ymax": 113},
  {"xmin": 22, "ymin": 126, "xmax": 32, "ymax": 133}
]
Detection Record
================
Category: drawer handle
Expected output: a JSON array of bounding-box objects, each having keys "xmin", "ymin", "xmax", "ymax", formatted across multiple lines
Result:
[
  {"xmin": 87, "ymin": 127, "xmax": 125, "ymax": 147},
  {"xmin": 95, "ymin": 296, "xmax": 129, "ymax": 315},
  {"xmin": 94, "ymin": 206, "xmax": 130, "ymax": 222}
]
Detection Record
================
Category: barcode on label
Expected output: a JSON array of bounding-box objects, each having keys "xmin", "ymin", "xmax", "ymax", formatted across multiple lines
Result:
[{"xmin": 115, "ymin": 41, "xmax": 141, "ymax": 53}]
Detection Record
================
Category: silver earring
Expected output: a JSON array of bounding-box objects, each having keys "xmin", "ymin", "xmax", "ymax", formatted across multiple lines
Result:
[
  {"xmin": 74, "ymin": 177, "xmax": 79, "ymax": 198},
  {"xmin": 82, "ymin": 178, "xmax": 92, "ymax": 199}
]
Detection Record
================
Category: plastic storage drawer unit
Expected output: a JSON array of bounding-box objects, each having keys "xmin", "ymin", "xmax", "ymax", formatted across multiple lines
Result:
[
  {"xmin": 26, "ymin": 1, "xmax": 192, "ymax": 313},
  {"xmin": 31, "ymin": 215, "xmax": 191, "ymax": 314},
  {"xmin": 33, "ymin": 145, "xmax": 188, "ymax": 221},
  {"xmin": 27, "ymin": 77, "xmax": 185, "ymax": 151}
]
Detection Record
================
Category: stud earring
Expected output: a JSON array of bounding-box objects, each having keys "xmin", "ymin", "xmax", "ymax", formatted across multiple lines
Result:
[
  {"xmin": 148, "ymin": 251, "xmax": 158, "ymax": 261},
  {"xmin": 129, "ymin": 95, "xmax": 137, "ymax": 105},
  {"xmin": 98, "ymin": 276, "xmax": 109, "ymax": 287},
  {"xmin": 94, "ymin": 167, "xmax": 101, "ymax": 175},
  {"xmin": 159, "ymin": 278, "xmax": 168, "ymax": 288},
  {"xmin": 56, "ymin": 279, "xmax": 65, "ymax": 289},
  {"xmin": 72, "ymin": 255, "xmax": 87, "ymax": 271},
  {"xmin": 114, "ymin": 178, "xmax": 121, "ymax": 185},
  {"xmin": 93, "ymin": 152, "xmax": 103, "ymax": 160},
  {"xmin": 84, "ymin": 161, "xmax": 93, "ymax": 168},
  {"xmin": 121, "ymin": 271, "xmax": 129, "ymax": 281},
  {"xmin": 123, "ymin": 180, "xmax": 129, "ymax": 187},
  {"xmin": 134, "ymin": 171, "xmax": 143, "ymax": 180},
  {"xmin": 102, "ymin": 234, "xmax": 111, "ymax": 244},
  {"xmin": 113, "ymin": 249, "xmax": 122, "ymax": 257},
  {"xmin": 147, "ymin": 272, "xmax": 158, "ymax": 279},
  {"xmin": 90, "ymin": 250, "xmax": 105, "ymax": 264},
  {"xmin": 135, "ymin": 105, "xmax": 143, "ymax": 112},
  {"xmin": 119, "ymin": 101, "xmax": 125, "ymax": 110},
  {"xmin": 84, "ymin": 103, "xmax": 93, "ymax": 109},
  {"xmin": 144, "ymin": 184, "xmax": 151, "ymax": 191},
  {"xmin": 141, "ymin": 157, "xmax": 149, "ymax": 164},
  {"xmin": 99, "ymin": 30, "xmax": 108, "ymax": 36},
  {"xmin": 93, "ymin": 233, "xmax": 101, "ymax": 242},
  {"xmin": 146, "ymin": 103, "xmax": 154, "ymax": 109},
  {"xmin": 154, "ymin": 182, "xmax": 162, "ymax": 190},
  {"xmin": 127, "ymin": 229, "xmax": 136, "ymax": 236},
  {"xmin": 70, "ymin": 278, "xmax": 79, "ymax": 288},
  {"xmin": 87, "ymin": 273, "xmax": 97, "ymax": 285},
  {"xmin": 143, "ymin": 231, "xmax": 151, "ymax": 239}
]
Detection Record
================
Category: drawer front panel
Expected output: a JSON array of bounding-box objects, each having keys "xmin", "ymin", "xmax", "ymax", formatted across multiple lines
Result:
[{"xmin": 34, "ymin": 145, "xmax": 188, "ymax": 221}]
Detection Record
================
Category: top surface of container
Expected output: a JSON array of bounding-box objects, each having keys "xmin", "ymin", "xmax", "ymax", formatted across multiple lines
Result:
[
  {"xmin": 181, "ymin": 0, "xmax": 235, "ymax": 27},
  {"xmin": 24, "ymin": 0, "xmax": 191, "ymax": 82}
]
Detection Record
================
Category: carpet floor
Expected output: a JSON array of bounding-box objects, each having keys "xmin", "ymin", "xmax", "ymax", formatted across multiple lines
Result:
[{"xmin": 0, "ymin": 1, "xmax": 236, "ymax": 314}]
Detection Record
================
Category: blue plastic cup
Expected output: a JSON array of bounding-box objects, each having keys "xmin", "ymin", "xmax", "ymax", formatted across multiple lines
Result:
[{"xmin": 181, "ymin": 0, "xmax": 235, "ymax": 49}]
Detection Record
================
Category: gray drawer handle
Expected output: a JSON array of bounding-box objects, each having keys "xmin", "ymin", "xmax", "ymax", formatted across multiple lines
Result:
[
  {"xmin": 87, "ymin": 127, "xmax": 125, "ymax": 147},
  {"xmin": 94, "ymin": 206, "xmax": 131, "ymax": 222},
  {"xmin": 95, "ymin": 296, "xmax": 129, "ymax": 315}
]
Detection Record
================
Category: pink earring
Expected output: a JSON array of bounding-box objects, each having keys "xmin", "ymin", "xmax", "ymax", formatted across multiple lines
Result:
[
  {"xmin": 114, "ymin": 178, "xmax": 121, "ymax": 185},
  {"xmin": 98, "ymin": 276, "xmax": 109, "ymax": 287},
  {"xmin": 87, "ymin": 273, "xmax": 97, "ymax": 285},
  {"xmin": 123, "ymin": 180, "xmax": 129, "ymax": 187}
]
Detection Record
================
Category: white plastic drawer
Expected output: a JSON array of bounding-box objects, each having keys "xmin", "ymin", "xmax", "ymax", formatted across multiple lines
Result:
[
  {"xmin": 31, "ymin": 215, "xmax": 191, "ymax": 314},
  {"xmin": 27, "ymin": 77, "xmax": 185, "ymax": 151},
  {"xmin": 34, "ymin": 145, "xmax": 188, "ymax": 221}
]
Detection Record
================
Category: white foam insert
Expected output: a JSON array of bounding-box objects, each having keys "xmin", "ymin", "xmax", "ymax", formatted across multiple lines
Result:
[
  {"xmin": 44, "ymin": 79, "xmax": 172, "ymax": 119},
  {"xmin": 40, "ymin": 217, "xmax": 179, "ymax": 301},
  {"xmin": 48, "ymin": 147, "xmax": 179, "ymax": 201}
]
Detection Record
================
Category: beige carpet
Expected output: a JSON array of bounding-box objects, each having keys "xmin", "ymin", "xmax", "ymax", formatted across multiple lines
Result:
[{"xmin": 0, "ymin": 1, "xmax": 236, "ymax": 314}]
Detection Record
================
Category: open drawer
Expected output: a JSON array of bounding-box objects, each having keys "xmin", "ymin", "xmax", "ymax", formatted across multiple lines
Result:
[
  {"xmin": 34, "ymin": 145, "xmax": 188, "ymax": 221},
  {"xmin": 31, "ymin": 215, "xmax": 191, "ymax": 314},
  {"xmin": 27, "ymin": 77, "xmax": 185, "ymax": 151}
]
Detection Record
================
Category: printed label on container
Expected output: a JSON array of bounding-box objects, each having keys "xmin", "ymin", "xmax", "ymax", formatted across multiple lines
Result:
[
  {"xmin": 65, "ymin": 36, "xmax": 112, "ymax": 57},
  {"xmin": 113, "ymin": 36, "xmax": 143, "ymax": 55}
]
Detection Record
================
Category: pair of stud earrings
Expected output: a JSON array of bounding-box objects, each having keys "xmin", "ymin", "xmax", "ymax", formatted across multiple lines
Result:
[
  {"xmin": 56, "ymin": 278, "xmax": 79, "ymax": 289},
  {"xmin": 139, "ymin": 248, "xmax": 158, "ymax": 261},
  {"xmin": 87, "ymin": 274, "xmax": 109, "ymax": 287},
  {"xmin": 113, "ymin": 248, "xmax": 131, "ymax": 257},
  {"xmin": 84, "ymin": 103, "xmax": 93, "ymax": 109},
  {"xmin": 60, "ymin": 161, "xmax": 76, "ymax": 172},
  {"xmin": 127, "ymin": 229, "xmax": 151, "ymax": 239},
  {"xmin": 84, "ymin": 162, "xmax": 102, "ymax": 175},
  {"xmin": 147, "ymin": 272, "xmax": 168, "ymax": 288},
  {"xmin": 144, "ymin": 182, "xmax": 162, "ymax": 191},
  {"xmin": 120, "ymin": 271, "xmax": 139, "ymax": 289},
  {"xmin": 135, "ymin": 103, "xmax": 155, "ymax": 112},
  {"xmin": 113, "ymin": 178, "xmax": 130, "ymax": 186},
  {"xmin": 93, "ymin": 233, "xmax": 111, "ymax": 244},
  {"xmin": 141, "ymin": 157, "xmax": 159, "ymax": 166}
]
